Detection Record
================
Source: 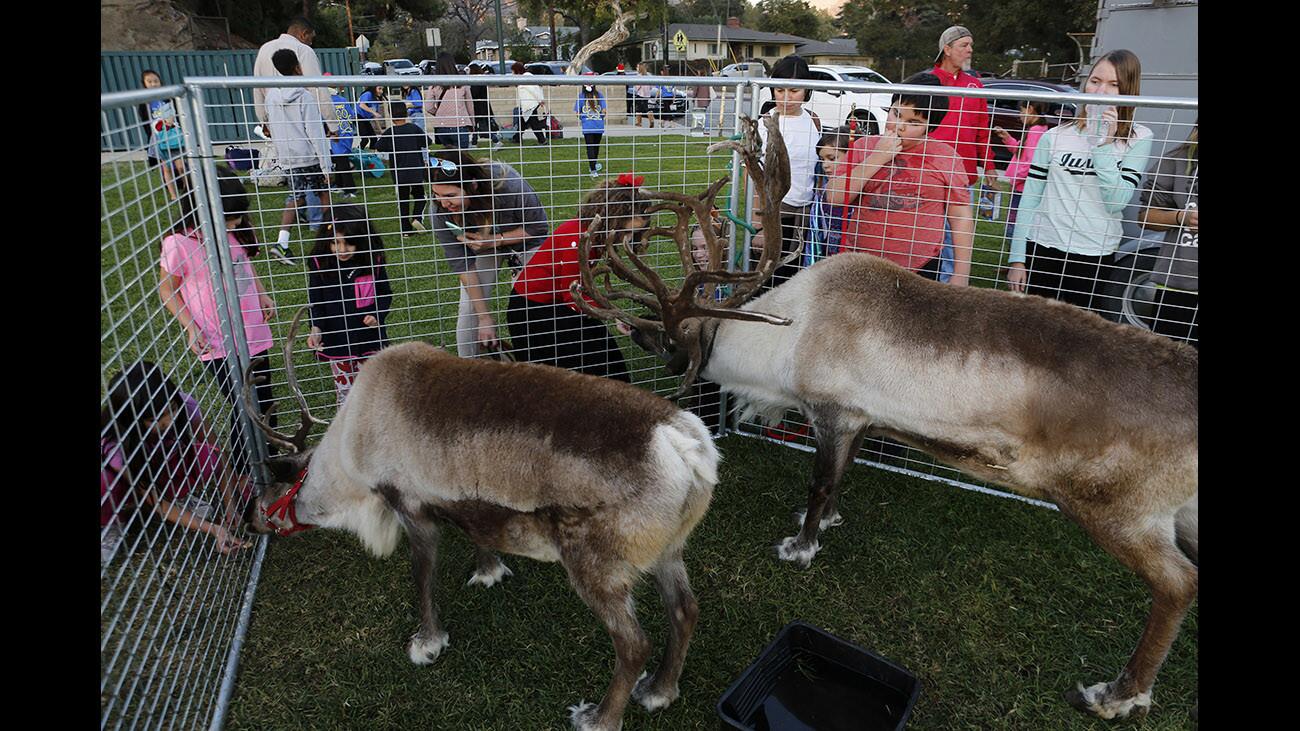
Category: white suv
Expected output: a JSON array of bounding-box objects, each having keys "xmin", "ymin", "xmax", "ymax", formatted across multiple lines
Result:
[
  {"xmin": 759, "ymin": 64, "xmax": 893, "ymax": 135},
  {"xmin": 382, "ymin": 59, "xmax": 422, "ymax": 76}
]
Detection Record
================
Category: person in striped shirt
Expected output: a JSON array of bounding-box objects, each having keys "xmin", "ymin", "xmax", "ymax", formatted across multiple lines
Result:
[{"xmin": 1005, "ymin": 49, "xmax": 1154, "ymax": 311}]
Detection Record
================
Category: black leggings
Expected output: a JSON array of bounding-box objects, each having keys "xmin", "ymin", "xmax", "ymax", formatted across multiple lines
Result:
[
  {"xmin": 398, "ymin": 182, "xmax": 428, "ymax": 233},
  {"xmin": 357, "ymin": 119, "xmax": 378, "ymax": 149},
  {"xmin": 518, "ymin": 110, "xmax": 548, "ymax": 144},
  {"xmin": 1024, "ymin": 240, "xmax": 1123, "ymax": 313},
  {"xmin": 583, "ymin": 133, "xmax": 603, "ymax": 170},
  {"xmin": 506, "ymin": 293, "xmax": 629, "ymax": 382},
  {"xmin": 1150, "ymin": 288, "xmax": 1199, "ymax": 348},
  {"xmin": 204, "ymin": 354, "xmax": 276, "ymax": 466},
  {"xmin": 331, "ymin": 152, "xmax": 355, "ymax": 191}
]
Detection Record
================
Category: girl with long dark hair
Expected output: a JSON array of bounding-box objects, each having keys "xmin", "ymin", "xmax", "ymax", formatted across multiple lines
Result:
[{"xmin": 428, "ymin": 149, "xmax": 549, "ymax": 356}]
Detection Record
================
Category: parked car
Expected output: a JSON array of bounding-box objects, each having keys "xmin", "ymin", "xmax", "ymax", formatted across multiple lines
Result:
[
  {"xmin": 649, "ymin": 86, "xmax": 690, "ymax": 118},
  {"xmin": 417, "ymin": 59, "xmax": 436, "ymax": 75},
  {"xmin": 757, "ymin": 64, "xmax": 892, "ymax": 135},
  {"xmin": 468, "ymin": 59, "xmax": 503, "ymax": 74},
  {"xmin": 524, "ymin": 60, "xmax": 594, "ymax": 76},
  {"xmin": 382, "ymin": 58, "xmax": 422, "ymax": 76},
  {"xmin": 979, "ymin": 79, "xmax": 1078, "ymax": 170},
  {"xmin": 718, "ymin": 62, "xmax": 767, "ymax": 78},
  {"xmin": 361, "ymin": 61, "xmax": 384, "ymax": 75}
]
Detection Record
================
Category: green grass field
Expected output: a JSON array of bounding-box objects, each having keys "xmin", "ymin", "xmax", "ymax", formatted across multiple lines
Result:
[
  {"xmin": 102, "ymin": 135, "xmax": 1195, "ymax": 729},
  {"xmin": 223, "ymin": 434, "xmax": 1197, "ymax": 730}
]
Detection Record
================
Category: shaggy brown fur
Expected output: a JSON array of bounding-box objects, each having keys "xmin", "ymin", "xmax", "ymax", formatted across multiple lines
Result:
[{"xmin": 248, "ymin": 337, "xmax": 717, "ymax": 731}]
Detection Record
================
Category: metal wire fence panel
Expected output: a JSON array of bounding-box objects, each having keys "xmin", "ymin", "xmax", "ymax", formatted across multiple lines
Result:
[
  {"xmin": 102, "ymin": 72, "xmax": 1196, "ymax": 727},
  {"xmin": 727, "ymin": 77, "xmax": 1198, "ymax": 492},
  {"xmin": 100, "ymin": 50, "xmax": 362, "ymax": 150},
  {"xmin": 101, "ymin": 85, "xmax": 265, "ymax": 731}
]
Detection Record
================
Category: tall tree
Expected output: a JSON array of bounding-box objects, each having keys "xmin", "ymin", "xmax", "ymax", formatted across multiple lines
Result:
[
  {"xmin": 755, "ymin": 0, "xmax": 831, "ymax": 40},
  {"xmin": 839, "ymin": 0, "xmax": 1096, "ymax": 81}
]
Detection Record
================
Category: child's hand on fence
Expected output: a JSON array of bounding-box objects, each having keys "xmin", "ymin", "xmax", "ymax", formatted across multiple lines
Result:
[
  {"xmin": 307, "ymin": 326, "xmax": 323, "ymax": 350},
  {"xmin": 476, "ymin": 315, "xmax": 499, "ymax": 349},
  {"xmin": 260, "ymin": 294, "xmax": 276, "ymax": 321},
  {"xmin": 1006, "ymin": 263, "xmax": 1027, "ymax": 293},
  {"xmin": 213, "ymin": 527, "xmax": 249, "ymax": 555},
  {"xmin": 187, "ymin": 325, "xmax": 212, "ymax": 356},
  {"xmin": 363, "ymin": 315, "xmax": 379, "ymax": 328}
]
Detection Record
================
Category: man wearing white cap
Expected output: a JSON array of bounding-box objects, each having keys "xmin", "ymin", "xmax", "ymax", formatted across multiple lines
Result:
[{"xmin": 929, "ymin": 25, "xmax": 998, "ymax": 282}]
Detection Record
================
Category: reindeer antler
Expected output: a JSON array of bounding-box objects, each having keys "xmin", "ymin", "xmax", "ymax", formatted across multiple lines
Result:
[
  {"xmin": 571, "ymin": 115, "xmax": 795, "ymax": 399},
  {"xmin": 241, "ymin": 306, "xmax": 326, "ymax": 454}
]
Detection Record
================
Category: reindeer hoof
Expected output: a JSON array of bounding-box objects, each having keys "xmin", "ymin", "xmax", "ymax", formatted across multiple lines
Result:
[
  {"xmin": 467, "ymin": 561, "xmax": 513, "ymax": 588},
  {"xmin": 568, "ymin": 701, "xmax": 618, "ymax": 731},
  {"xmin": 775, "ymin": 536, "xmax": 820, "ymax": 568},
  {"xmin": 632, "ymin": 671, "xmax": 679, "ymax": 712},
  {"xmin": 1064, "ymin": 682, "xmax": 1151, "ymax": 720},
  {"xmin": 793, "ymin": 509, "xmax": 844, "ymax": 531},
  {"xmin": 407, "ymin": 630, "xmax": 450, "ymax": 666}
]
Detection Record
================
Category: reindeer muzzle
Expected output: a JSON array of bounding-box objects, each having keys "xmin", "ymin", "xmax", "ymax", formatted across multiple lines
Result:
[{"xmin": 262, "ymin": 469, "xmax": 317, "ymax": 537}]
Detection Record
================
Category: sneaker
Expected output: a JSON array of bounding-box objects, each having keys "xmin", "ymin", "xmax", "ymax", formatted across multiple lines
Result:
[
  {"xmin": 594, "ymin": 162, "xmax": 603, "ymax": 174},
  {"xmin": 269, "ymin": 245, "xmax": 296, "ymax": 267},
  {"xmin": 590, "ymin": 168, "xmax": 600, "ymax": 179},
  {"xmin": 411, "ymin": 219, "xmax": 427, "ymax": 233},
  {"xmin": 492, "ymin": 140, "xmax": 504, "ymax": 151}
]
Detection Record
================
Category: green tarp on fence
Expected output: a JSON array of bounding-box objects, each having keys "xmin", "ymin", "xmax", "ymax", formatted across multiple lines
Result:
[{"xmin": 100, "ymin": 48, "xmax": 361, "ymax": 150}]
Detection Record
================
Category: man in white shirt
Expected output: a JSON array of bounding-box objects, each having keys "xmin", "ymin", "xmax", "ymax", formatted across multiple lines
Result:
[
  {"xmin": 253, "ymin": 16, "xmax": 338, "ymax": 135},
  {"xmin": 253, "ymin": 16, "xmax": 338, "ymax": 265}
]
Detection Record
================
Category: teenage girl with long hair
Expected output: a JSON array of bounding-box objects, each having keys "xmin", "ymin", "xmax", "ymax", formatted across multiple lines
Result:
[{"xmin": 1006, "ymin": 49, "xmax": 1154, "ymax": 311}]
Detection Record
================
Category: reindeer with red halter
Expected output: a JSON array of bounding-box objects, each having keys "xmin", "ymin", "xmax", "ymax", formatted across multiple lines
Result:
[
  {"xmin": 240, "ymin": 309, "xmax": 719, "ymax": 731},
  {"xmin": 571, "ymin": 115, "xmax": 1198, "ymax": 721}
]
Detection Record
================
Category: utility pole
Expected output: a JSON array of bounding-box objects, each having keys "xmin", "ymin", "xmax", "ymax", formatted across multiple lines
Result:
[
  {"xmin": 346, "ymin": 0, "xmax": 355, "ymax": 45},
  {"xmin": 549, "ymin": 7, "xmax": 558, "ymax": 61},
  {"xmin": 495, "ymin": 0, "xmax": 507, "ymax": 73}
]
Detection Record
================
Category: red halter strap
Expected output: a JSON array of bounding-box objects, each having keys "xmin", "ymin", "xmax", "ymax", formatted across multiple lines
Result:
[{"xmin": 263, "ymin": 468, "xmax": 317, "ymax": 537}]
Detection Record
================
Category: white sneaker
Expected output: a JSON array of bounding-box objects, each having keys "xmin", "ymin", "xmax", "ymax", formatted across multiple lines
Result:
[
  {"xmin": 270, "ymin": 245, "xmax": 296, "ymax": 267},
  {"xmin": 411, "ymin": 219, "xmax": 427, "ymax": 232}
]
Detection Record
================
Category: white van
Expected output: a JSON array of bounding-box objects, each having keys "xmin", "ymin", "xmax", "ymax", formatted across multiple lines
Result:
[{"xmin": 759, "ymin": 64, "xmax": 893, "ymax": 135}]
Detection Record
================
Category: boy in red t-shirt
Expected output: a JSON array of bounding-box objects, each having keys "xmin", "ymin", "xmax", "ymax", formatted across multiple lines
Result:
[{"xmin": 827, "ymin": 72, "xmax": 974, "ymax": 286}]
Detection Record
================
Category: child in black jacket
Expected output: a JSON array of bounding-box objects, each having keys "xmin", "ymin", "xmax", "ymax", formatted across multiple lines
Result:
[
  {"xmin": 372, "ymin": 102, "xmax": 434, "ymax": 237},
  {"xmin": 306, "ymin": 204, "xmax": 394, "ymax": 405}
]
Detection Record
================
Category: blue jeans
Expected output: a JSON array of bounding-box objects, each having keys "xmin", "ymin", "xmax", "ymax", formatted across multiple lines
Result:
[
  {"xmin": 286, "ymin": 187, "xmax": 324, "ymax": 231},
  {"xmin": 939, "ymin": 184, "xmax": 981, "ymax": 282},
  {"xmin": 434, "ymin": 126, "xmax": 472, "ymax": 150}
]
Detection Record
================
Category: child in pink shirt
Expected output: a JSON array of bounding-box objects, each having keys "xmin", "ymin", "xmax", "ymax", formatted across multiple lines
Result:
[
  {"xmin": 159, "ymin": 170, "xmax": 278, "ymax": 457},
  {"xmin": 994, "ymin": 101, "xmax": 1050, "ymax": 227},
  {"xmin": 828, "ymin": 73, "xmax": 973, "ymax": 284}
]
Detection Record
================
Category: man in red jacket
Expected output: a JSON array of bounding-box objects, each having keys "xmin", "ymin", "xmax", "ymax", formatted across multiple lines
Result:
[{"xmin": 929, "ymin": 25, "xmax": 999, "ymax": 282}]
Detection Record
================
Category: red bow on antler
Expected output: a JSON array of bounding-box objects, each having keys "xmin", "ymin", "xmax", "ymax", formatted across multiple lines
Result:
[{"xmin": 617, "ymin": 173, "xmax": 645, "ymax": 187}]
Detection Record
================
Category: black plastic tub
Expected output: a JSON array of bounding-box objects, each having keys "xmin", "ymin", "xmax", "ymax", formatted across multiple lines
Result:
[{"xmin": 716, "ymin": 621, "xmax": 921, "ymax": 731}]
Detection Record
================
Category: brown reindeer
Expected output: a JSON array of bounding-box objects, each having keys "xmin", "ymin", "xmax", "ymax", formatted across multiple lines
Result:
[
  {"xmin": 242, "ymin": 309, "xmax": 718, "ymax": 731},
  {"xmin": 571, "ymin": 115, "xmax": 1197, "ymax": 721}
]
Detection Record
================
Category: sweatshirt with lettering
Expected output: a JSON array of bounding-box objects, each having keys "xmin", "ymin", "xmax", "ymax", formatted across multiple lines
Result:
[{"xmin": 1009, "ymin": 122, "xmax": 1153, "ymax": 262}]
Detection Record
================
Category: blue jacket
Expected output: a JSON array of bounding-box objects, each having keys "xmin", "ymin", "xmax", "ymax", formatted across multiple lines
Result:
[{"xmin": 574, "ymin": 93, "xmax": 606, "ymax": 134}]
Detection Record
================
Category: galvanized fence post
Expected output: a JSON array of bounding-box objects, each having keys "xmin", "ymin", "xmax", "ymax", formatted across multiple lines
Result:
[{"xmin": 177, "ymin": 81, "xmax": 273, "ymax": 731}]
